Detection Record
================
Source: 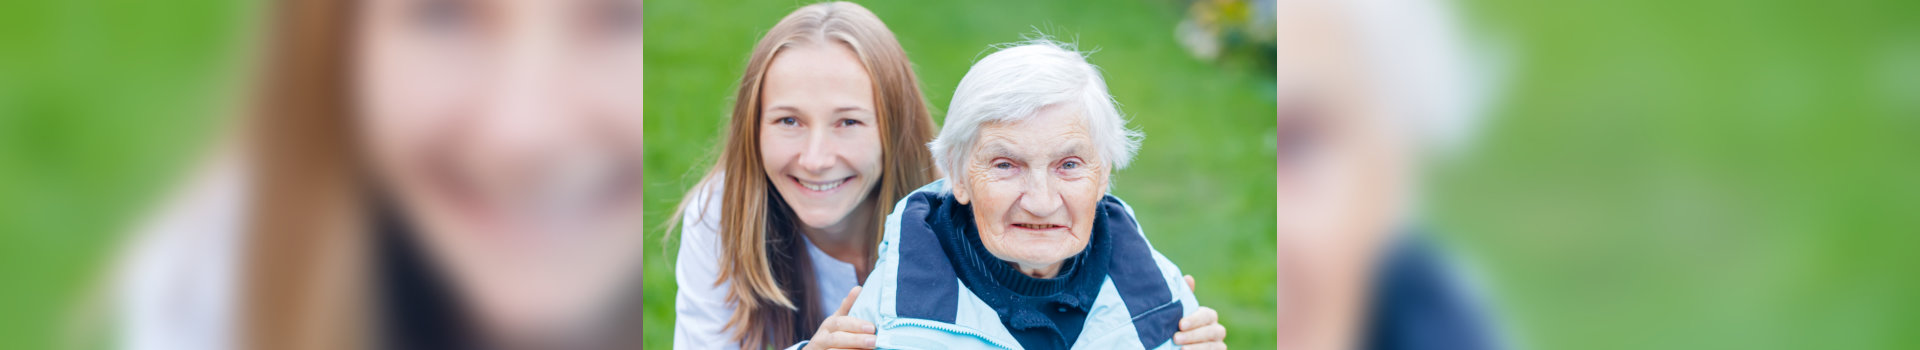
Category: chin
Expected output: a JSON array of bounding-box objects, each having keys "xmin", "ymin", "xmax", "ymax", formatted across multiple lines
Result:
[
  {"xmin": 796, "ymin": 209, "xmax": 850, "ymax": 230},
  {"xmin": 1006, "ymin": 248, "xmax": 1070, "ymax": 265}
]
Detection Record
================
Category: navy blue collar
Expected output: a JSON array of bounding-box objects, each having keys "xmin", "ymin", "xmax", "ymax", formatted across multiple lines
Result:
[
  {"xmin": 934, "ymin": 192, "xmax": 1111, "ymax": 312},
  {"xmin": 891, "ymin": 190, "xmax": 1182, "ymax": 349},
  {"xmin": 924, "ymin": 192, "xmax": 1111, "ymax": 350}
]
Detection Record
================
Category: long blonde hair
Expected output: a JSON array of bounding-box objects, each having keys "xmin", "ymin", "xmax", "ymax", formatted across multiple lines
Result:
[
  {"xmin": 672, "ymin": 2, "xmax": 937, "ymax": 348},
  {"xmin": 235, "ymin": 0, "xmax": 368, "ymax": 349}
]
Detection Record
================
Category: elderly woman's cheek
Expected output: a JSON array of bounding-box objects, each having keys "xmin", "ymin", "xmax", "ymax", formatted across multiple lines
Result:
[
  {"xmin": 959, "ymin": 162, "xmax": 997, "ymax": 203},
  {"xmin": 1071, "ymin": 172, "xmax": 1106, "ymax": 237}
]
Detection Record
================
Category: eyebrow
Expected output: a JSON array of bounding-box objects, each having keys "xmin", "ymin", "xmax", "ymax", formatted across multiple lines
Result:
[
  {"xmin": 765, "ymin": 105, "xmax": 801, "ymax": 116},
  {"xmin": 763, "ymin": 105, "xmax": 871, "ymax": 117},
  {"xmin": 977, "ymin": 143, "xmax": 1017, "ymax": 160},
  {"xmin": 976, "ymin": 140, "xmax": 1088, "ymax": 161},
  {"xmin": 1051, "ymin": 141, "xmax": 1086, "ymax": 160}
]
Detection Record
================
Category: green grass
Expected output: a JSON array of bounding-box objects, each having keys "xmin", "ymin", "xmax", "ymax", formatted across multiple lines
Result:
[
  {"xmin": 642, "ymin": 1, "xmax": 1278, "ymax": 348},
  {"xmin": 0, "ymin": 0, "xmax": 247, "ymax": 348}
]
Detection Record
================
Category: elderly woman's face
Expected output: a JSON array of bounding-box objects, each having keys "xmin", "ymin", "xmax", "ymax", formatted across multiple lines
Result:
[
  {"xmin": 1271, "ymin": 4, "xmax": 1413, "ymax": 349},
  {"xmin": 954, "ymin": 105, "xmax": 1108, "ymax": 277}
]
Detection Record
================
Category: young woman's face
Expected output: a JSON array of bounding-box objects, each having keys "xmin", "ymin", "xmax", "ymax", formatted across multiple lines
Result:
[
  {"xmin": 757, "ymin": 44, "xmax": 884, "ymax": 232},
  {"xmin": 354, "ymin": 0, "xmax": 646, "ymax": 337}
]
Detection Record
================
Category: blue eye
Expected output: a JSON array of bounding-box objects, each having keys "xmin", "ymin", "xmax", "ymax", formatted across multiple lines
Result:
[
  {"xmin": 591, "ymin": 0, "xmax": 643, "ymax": 35},
  {"xmin": 1062, "ymin": 161, "xmax": 1079, "ymax": 170},
  {"xmin": 412, "ymin": 0, "xmax": 473, "ymax": 34},
  {"xmin": 994, "ymin": 162, "xmax": 1013, "ymax": 170},
  {"xmin": 774, "ymin": 117, "xmax": 797, "ymax": 126},
  {"xmin": 840, "ymin": 119, "xmax": 861, "ymax": 127}
]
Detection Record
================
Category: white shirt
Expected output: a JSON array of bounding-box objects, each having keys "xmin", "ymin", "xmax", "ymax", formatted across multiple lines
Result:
[
  {"xmin": 673, "ymin": 177, "xmax": 861, "ymax": 350},
  {"xmin": 115, "ymin": 155, "xmax": 246, "ymax": 350}
]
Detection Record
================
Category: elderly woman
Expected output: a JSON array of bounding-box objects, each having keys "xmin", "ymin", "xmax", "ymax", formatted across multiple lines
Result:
[{"xmin": 843, "ymin": 40, "xmax": 1201, "ymax": 350}]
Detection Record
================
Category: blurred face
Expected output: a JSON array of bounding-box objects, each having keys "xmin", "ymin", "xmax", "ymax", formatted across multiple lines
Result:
[
  {"xmin": 758, "ymin": 44, "xmax": 884, "ymax": 232},
  {"xmin": 1273, "ymin": 0, "xmax": 1408, "ymax": 252},
  {"xmin": 1272, "ymin": 3, "xmax": 1411, "ymax": 349},
  {"xmin": 952, "ymin": 105, "xmax": 1108, "ymax": 278},
  {"xmin": 355, "ymin": 0, "xmax": 646, "ymax": 339}
]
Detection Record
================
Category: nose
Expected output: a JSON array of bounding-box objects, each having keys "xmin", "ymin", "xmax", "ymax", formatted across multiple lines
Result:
[
  {"xmin": 795, "ymin": 128, "xmax": 836, "ymax": 173},
  {"xmin": 477, "ymin": 21, "xmax": 572, "ymax": 150},
  {"xmin": 1016, "ymin": 170, "xmax": 1064, "ymax": 217},
  {"xmin": 468, "ymin": 29, "xmax": 575, "ymax": 193},
  {"xmin": 478, "ymin": 68, "xmax": 566, "ymax": 159}
]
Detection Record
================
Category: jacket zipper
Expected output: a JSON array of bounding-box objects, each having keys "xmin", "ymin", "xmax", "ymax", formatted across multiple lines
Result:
[{"xmin": 885, "ymin": 318, "xmax": 1023, "ymax": 349}]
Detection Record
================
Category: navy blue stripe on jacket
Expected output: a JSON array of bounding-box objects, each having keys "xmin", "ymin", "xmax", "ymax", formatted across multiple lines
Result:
[
  {"xmin": 1101, "ymin": 197, "xmax": 1181, "ymax": 349},
  {"xmin": 896, "ymin": 191, "xmax": 958, "ymax": 323},
  {"xmin": 1364, "ymin": 234, "xmax": 1502, "ymax": 350}
]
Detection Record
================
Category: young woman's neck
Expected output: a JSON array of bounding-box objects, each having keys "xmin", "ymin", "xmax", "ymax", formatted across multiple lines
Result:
[
  {"xmin": 474, "ymin": 303, "xmax": 619, "ymax": 350},
  {"xmin": 799, "ymin": 198, "xmax": 877, "ymax": 280}
]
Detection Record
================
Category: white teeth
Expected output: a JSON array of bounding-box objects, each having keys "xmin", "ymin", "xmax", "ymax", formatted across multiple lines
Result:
[{"xmin": 802, "ymin": 178, "xmax": 844, "ymax": 191}]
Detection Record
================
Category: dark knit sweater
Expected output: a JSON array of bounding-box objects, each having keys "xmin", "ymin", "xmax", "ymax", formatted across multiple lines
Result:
[{"xmin": 926, "ymin": 193, "xmax": 1112, "ymax": 350}]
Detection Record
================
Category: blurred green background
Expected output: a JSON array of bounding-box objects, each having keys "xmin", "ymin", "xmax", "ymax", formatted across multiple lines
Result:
[
  {"xmin": 1430, "ymin": 0, "xmax": 1920, "ymax": 348},
  {"xmin": 0, "ymin": 0, "xmax": 249, "ymax": 349},
  {"xmin": 642, "ymin": 0, "xmax": 1278, "ymax": 348},
  {"xmin": 1, "ymin": 0, "xmax": 1916, "ymax": 350}
]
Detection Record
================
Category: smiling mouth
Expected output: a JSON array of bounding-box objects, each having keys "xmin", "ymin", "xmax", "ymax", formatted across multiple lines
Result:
[
  {"xmin": 793, "ymin": 176, "xmax": 852, "ymax": 192},
  {"xmin": 1012, "ymin": 223, "xmax": 1066, "ymax": 230}
]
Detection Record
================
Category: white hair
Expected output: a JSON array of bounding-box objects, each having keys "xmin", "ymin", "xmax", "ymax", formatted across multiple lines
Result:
[
  {"xmin": 1286, "ymin": 0, "xmax": 1505, "ymax": 154},
  {"xmin": 928, "ymin": 38, "xmax": 1143, "ymax": 192}
]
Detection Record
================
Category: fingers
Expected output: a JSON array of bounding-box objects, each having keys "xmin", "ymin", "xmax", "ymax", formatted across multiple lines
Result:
[
  {"xmin": 1176, "ymin": 339, "xmax": 1227, "ymax": 350},
  {"xmin": 1185, "ymin": 275, "xmax": 1197, "ymax": 292},
  {"xmin": 824, "ymin": 315, "xmax": 877, "ymax": 335},
  {"xmin": 1180, "ymin": 307, "xmax": 1219, "ymax": 331},
  {"xmin": 1175, "ymin": 307, "xmax": 1226, "ymax": 347},
  {"xmin": 832, "ymin": 286, "xmax": 861, "ymax": 317},
  {"xmin": 819, "ymin": 330, "xmax": 877, "ymax": 349},
  {"xmin": 809, "ymin": 314, "xmax": 877, "ymax": 350},
  {"xmin": 1173, "ymin": 323, "xmax": 1226, "ymax": 345}
]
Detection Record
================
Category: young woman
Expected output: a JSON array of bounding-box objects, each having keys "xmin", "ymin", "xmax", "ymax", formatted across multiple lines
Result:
[
  {"xmin": 670, "ymin": 2, "xmax": 1227, "ymax": 350},
  {"xmin": 113, "ymin": 0, "xmax": 649, "ymax": 349},
  {"xmin": 668, "ymin": 3, "xmax": 936, "ymax": 349}
]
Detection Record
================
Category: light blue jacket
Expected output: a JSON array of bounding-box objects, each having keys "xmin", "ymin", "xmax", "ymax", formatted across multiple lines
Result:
[{"xmin": 847, "ymin": 180, "xmax": 1198, "ymax": 350}]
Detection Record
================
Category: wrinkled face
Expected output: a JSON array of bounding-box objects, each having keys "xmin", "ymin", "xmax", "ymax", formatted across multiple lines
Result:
[
  {"xmin": 758, "ymin": 44, "xmax": 884, "ymax": 232},
  {"xmin": 953, "ymin": 105, "xmax": 1107, "ymax": 276},
  {"xmin": 355, "ymin": 0, "xmax": 646, "ymax": 337},
  {"xmin": 1272, "ymin": 1, "xmax": 1407, "ymax": 256}
]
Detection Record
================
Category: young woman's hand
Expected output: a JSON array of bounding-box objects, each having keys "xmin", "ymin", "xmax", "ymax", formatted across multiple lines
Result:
[
  {"xmin": 803, "ymin": 286, "xmax": 876, "ymax": 350},
  {"xmin": 1175, "ymin": 275, "xmax": 1228, "ymax": 349}
]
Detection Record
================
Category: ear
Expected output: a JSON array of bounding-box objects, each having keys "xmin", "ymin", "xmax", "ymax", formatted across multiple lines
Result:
[{"xmin": 952, "ymin": 179, "xmax": 971, "ymax": 205}]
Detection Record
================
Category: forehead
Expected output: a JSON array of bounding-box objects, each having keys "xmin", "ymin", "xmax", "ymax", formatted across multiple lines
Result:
[
  {"xmin": 761, "ymin": 44, "xmax": 873, "ymax": 110},
  {"xmin": 973, "ymin": 105, "xmax": 1094, "ymax": 154}
]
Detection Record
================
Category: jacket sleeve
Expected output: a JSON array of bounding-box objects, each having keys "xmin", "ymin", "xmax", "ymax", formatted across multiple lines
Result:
[
  {"xmin": 1117, "ymin": 198, "xmax": 1202, "ymax": 350},
  {"xmin": 1117, "ymin": 197, "xmax": 1201, "ymax": 319},
  {"xmin": 849, "ymin": 191, "xmax": 920, "ymax": 348},
  {"xmin": 1149, "ymin": 247, "xmax": 1201, "ymax": 350},
  {"xmin": 845, "ymin": 236, "xmax": 894, "ymax": 334}
]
